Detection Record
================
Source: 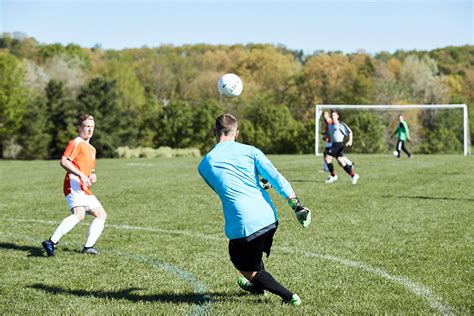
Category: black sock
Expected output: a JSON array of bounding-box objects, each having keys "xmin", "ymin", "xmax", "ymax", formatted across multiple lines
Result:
[
  {"xmin": 327, "ymin": 163, "xmax": 335, "ymax": 176},
  {"xmin": 252, "ymin": 270, "xmax": 293, "ymax": 300},
  {"xmin": 343, "ymin": 164, "xmax": 354, "ymax": 176}
]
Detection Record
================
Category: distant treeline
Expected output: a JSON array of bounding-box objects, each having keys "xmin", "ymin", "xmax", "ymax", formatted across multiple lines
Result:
[{"xmin": 0, "ymin": 33, "xmax": 473, "ymax": 159}]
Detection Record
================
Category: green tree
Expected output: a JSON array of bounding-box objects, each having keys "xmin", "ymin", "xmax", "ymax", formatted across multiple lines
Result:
[
  {"xmin": 346, "ymin": 54, "xmax": 376, "ymax": 104},
  {"xmin": 77, "ymin": 77, "xmax": 122, "ymax": 157},
  {"xmin": 418, "ymin": 109, "xmax": 464, "ymax": 154},
  {"xmin": 156, "ymin": 100, "xmax": 194, "ymax": 148},
  {"xmin": 191, "ymin": 99, "xmax": 223, "ymax": 153},
  {"xmin": 44, "ymin": 80, "xmax": 78, "ymax": 158},
  {"xmin": 136, "ymin": 87, "xmax": 162, "ymax": 148},
  {"xmin": 341, "ymin": 111, "xmax": 386, "ymax": 153},
  {"xmin": 240, "ymin": 97, "xmax": 302, "ymax": 154},
  {"xmin": 16, "ymin": 96, "xmax": 51, "ymax": 159},
  {"xmin": 0, "ymin": 52, "xmax": 27, "ymax": 158},
  {"xmin": 38, "ymin": 43, "xmax": 90, "ymax": 68}
]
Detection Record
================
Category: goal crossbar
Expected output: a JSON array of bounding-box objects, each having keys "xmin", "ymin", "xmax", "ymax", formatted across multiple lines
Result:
[{"xmin": 315, "ymin": 104, "xmax": 470, "ymax": 156}]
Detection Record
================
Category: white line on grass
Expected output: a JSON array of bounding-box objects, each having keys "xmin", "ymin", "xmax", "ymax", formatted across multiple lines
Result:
[
  {"xmin": 276, "ymin": 246, "xmax": 452, "ymax": 315},
  {"xmin": 0, "ymin": 231, "xmax": 212, "ymax": 316},
  {"xmin": 116, "ymin": 252, "xmax": 212, "ymax": 316},
  {"xmin": 2, "ymin": 218, "xmax": 453, "ymax": 314}
]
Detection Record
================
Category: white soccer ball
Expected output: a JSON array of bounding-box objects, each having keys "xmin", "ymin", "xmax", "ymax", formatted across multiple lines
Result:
[
  {"xmin": 393, "ymin": 151, "xmax": 398, "ymax": 156},
  {"xmin": 217, "ymin": 73, "xmax": 243, "ymax": 98}
]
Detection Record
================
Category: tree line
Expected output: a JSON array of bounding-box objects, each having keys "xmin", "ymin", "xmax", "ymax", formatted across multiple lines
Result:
[{"xmin": 1, "ymin": 33, "xmax": 473, "ymax": 159}]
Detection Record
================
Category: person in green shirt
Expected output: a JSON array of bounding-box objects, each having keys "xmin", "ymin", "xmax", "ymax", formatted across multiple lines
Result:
[{"xmin": 392, "ymin": 114, "xmax": 412, "ymax": 158}]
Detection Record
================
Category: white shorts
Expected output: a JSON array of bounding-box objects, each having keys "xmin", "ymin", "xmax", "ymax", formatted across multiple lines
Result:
[{"xmin": 66, "ymin": 191, "xmax": 103, "ymax": 211}]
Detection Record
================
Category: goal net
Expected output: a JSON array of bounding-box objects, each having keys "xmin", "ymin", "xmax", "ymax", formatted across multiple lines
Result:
[{"xmin": 315, "ymin": 104, "xmax": 471, "ymax": 156}]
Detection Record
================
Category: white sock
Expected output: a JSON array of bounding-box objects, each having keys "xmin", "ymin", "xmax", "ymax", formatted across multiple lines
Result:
[
  {"xmin": 50, "ymin": 214, "xmax": 81, "ymax": 244},
  {"xmin": 84, "ymin": 218, "xmax": 105, "ymax": 248}
]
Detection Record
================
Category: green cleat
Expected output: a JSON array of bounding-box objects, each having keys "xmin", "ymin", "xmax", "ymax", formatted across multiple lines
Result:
[
  {"xmin": 283, "ymin": 294, "xmax": 302, "ymax": 306},
  {"xmin": 237, "ymin": 276, "xmax": 265, "ymax": 295}
]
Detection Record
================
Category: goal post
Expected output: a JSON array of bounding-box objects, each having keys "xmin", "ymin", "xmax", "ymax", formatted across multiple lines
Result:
[{"xmin": 315, "ymin": 104, "xmax": 471, "ymax": 156}]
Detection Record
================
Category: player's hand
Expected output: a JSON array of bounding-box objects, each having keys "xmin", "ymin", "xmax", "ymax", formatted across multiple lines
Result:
[
  {"xmin": 346, "ymin": 141, "xmax": 352, "ymax": 147},
  {"xmin": 288, "ymin": 198, "xmax": 312, "ymax": 228},
  {"xmin": 259, "ymin": 178, "xmax": 272, "ymax": 190},
  {"xmin": 90, "ymin": 173, "xmax": 97, "ymax": 184},
  {"xmin": 295, "ymin": 207, "xmax": 311, "ymax": 228},
  {"xmin": 80, "ymin": 174, "xmax": 92, "ymax": 187}
]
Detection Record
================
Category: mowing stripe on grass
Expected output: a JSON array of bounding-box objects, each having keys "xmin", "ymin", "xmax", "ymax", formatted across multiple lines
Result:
[
  {"xmin": 0, "ymin": 231, "xmax": 212, "ymax": 316},
  {"xmin": 2, "ymin": 218, "xmax": 453, "ymax": 314}
]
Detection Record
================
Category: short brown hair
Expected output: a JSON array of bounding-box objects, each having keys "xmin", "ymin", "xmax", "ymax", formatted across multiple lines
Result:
[
  {"xmin": 215, "ymin": 113, "xmax": 238, "ymax": 136},
  {"xmin": 77, "ymin": 114, "xmax": 94, "ymax": 127}
]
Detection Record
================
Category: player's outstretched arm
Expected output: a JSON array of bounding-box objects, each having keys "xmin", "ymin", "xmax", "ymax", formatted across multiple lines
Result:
[{"xmin": 288, "ymin": 197, "xmax": 311, "ymax": 228}]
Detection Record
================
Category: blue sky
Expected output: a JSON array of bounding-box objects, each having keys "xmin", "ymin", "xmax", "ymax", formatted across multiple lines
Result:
[{"xmin": 1, "ymin": 0, "xmax": 472, "ymax": 54}]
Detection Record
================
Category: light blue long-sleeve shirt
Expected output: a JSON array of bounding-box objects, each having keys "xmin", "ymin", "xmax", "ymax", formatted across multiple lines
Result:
[{"xmin": 198, "ymin": 140, "xmax": 295, "ymax": 240}]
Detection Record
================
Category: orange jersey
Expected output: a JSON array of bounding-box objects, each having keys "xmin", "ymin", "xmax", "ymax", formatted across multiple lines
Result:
[{"xmin": 63, "ymin": 137, "xmax": 96, "ymax": 196}]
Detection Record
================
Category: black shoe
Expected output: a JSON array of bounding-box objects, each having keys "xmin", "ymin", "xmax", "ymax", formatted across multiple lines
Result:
[
  {"xmin": 82, "ymin": 246, "xmax": 99, "ymax": 255},
  {"xmin": 42, "ymin": 240, "xmax": 56, "ymax": 257}
]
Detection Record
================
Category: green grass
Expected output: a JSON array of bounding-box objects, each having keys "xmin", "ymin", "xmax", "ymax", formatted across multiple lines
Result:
[{"xmin": 0, "ymin": 155, "xmax": 473, "ymax": 314}]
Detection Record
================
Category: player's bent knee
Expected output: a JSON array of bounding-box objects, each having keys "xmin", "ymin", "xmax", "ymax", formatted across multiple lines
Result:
[
  {"xmin": 239, "ymin": 270, "xmax": 257, "ymax": 281},
  {"xmin": 74, "ymin": 213, "xmax": 86, "ymax": 221},
  {"xmin": 91, "ymin": 207, "xmax": 107, "ymax": 220},
  {"xmin": 72, "ymin": 207, "xmax": 87, "ymax": 220},
  {"xmin": 337, "ymin": 157, "xmax": 346, "ymax": 166}
]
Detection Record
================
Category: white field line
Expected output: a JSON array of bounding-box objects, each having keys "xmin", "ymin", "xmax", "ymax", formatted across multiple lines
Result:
[
  {"xmin": 2, "ymin": 218, "xmax": 453, "ymax": 314},
  {"xmin": 276, "ymin": 246, "xmax": 452, "ymax": 315},
  {"xmin": 0, "ymin": 230, "xmax": 212, "ymax": 316}
]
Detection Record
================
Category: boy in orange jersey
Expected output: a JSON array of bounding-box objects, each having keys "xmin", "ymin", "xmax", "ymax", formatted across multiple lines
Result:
[{"xmin": 42, "ymin": 114, "xmax": 107, "ymax": 256}]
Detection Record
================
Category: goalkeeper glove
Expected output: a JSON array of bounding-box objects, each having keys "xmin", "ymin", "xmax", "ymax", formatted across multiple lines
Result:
[
  {"xmin": 259, "ymin": 178, "xmax": 272, "ymax": 190},
  {"xmin": 288, "ymin": 198, "xmax": 311, "ymax": 228}
]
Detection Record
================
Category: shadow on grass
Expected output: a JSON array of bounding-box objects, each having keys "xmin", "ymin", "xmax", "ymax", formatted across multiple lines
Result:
[
  {"xmin": 287, "ymin": 179, "xmax": 321, "ymax": 183},
  {"xmin": 29, "ymin": 284, "xmax": 268, "ymax": 305},
  {"xmin": 382, "ymin": 195, "xmax": 474, "ymax": 202},
  {"xmin": 0, "ymin": 242, "xmax": 44, "ymax": 257},
  {"xmin": 29, "ymin": 283, "xmax": 211, "ymax": 304}
]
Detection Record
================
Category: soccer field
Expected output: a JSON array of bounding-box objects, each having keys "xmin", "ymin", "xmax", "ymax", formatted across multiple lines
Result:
[{"xmin": 0, "ymin": 155, "xmax": 472, "ymax": 314}]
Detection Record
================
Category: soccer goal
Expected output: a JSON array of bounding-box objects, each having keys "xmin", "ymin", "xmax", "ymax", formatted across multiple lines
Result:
[{"xmin": 315, "ymin": 104, "xmax": 471, "ymax": 156}]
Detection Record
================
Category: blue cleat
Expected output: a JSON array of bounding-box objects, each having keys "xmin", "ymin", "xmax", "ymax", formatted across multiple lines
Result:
[{"xmin": 42, "ymin": 240, "xmax": 56, "ymax": 257}]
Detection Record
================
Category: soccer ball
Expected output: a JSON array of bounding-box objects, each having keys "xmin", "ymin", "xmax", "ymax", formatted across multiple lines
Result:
[
  {"xmin": 217, "ymin": 73, "xmax": 243, "ymax": 98},
  {"xmin": 392, "ymin": 151, "xmax": 398, "ymax": 156}
]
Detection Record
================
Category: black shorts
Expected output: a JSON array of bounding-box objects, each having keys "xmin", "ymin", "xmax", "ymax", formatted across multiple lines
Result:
[
  {"xmin": 323, "ymin": 147, "xmax": 331, "ymax": 157},
  {"xmin": 228, "ymin": 226, "xmax": 277, "ymax": 272},
  {"xmin": 328, "ymin": 142, "xmax": 345, "ymax": 158}
]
